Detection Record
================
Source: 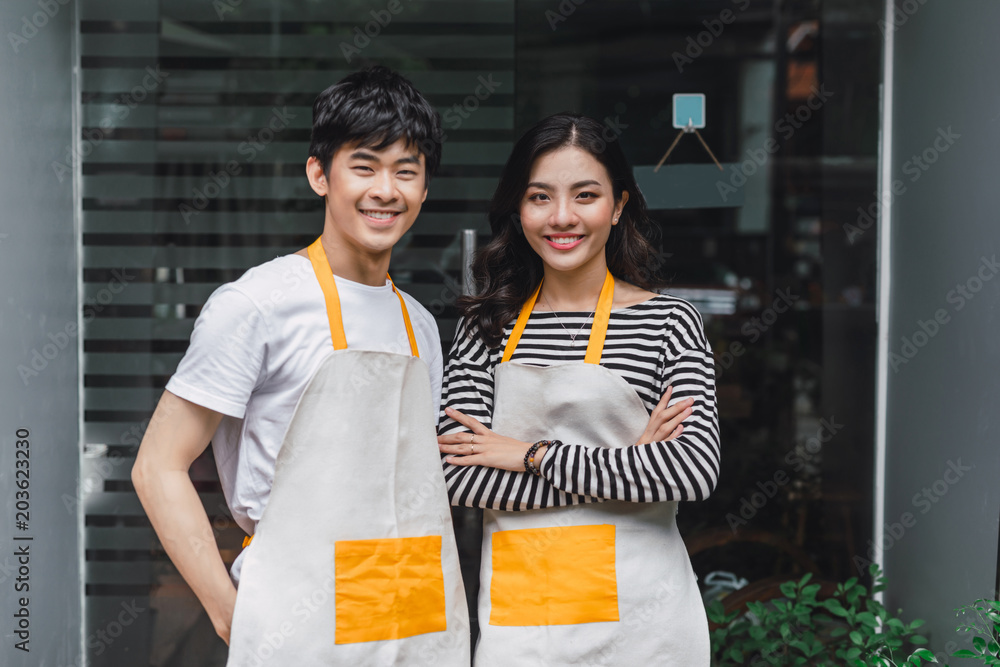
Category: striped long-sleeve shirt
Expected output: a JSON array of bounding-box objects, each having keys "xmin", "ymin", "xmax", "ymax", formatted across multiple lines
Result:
[{"xmin": 438, "ymin": 294, "xmax": 721, "ymax": 511}]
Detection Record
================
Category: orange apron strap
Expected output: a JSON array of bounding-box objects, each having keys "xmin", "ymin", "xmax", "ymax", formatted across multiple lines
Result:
[
  {"xmin": 502, "ymin": 270, "xmax": 615, "ymax": 365},
  {"xmin": 308, "ymin": 238, "xmax": 349, "ymax": 351},
  {"xmin": 583, "ymin": 270, "xmax": 616, "ymax": 366},
  {"xmin": 388, "ymin": 276, "xmax": 420, "ymax": 358},
  {"xmin": 243, "ymin": 535, "xmax": 253, "ymax": 548},
  {"xmin": 501, "ymin": 281, "xmax": 542, "ymax": 363},
  {"xmin": 307, "ymin": 237, "xmax": 419, "ymax": 357}
]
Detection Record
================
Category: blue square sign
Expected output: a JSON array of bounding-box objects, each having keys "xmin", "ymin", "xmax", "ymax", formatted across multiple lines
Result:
[{"xmin": 673, "ymin": 94, "xmax": 706, "ymax": 129}]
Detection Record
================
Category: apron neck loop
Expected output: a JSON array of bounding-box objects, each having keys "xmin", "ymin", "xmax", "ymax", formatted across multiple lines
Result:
[
  {"xmin": 387, "ymin": 275, "xmax": 420, "ymax": 358},
  {"xmin": 307, "ymin": 237, "xmax": 420, "ymax": 358},
  {"xmin": 584, "ymin": 270, "xmax": 615, "ymax": 365},
  {"xmin": 502, "ymin": 269, "xmax": 615, "ymax": 365}
]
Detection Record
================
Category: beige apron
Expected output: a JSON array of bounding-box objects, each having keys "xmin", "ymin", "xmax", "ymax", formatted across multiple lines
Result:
[
  {"xmin": 474, "ymin": 271, "xmax": 710, "ymax": 666},
  {"xmin": 226, "ymin": 238, "xmax": 470, "ymax": 666}
]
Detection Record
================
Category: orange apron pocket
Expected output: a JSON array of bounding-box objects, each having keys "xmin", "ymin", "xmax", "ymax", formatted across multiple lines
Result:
[
  {"xmin": 490, "ymin": 524, "xmax": 619, "ymax": 626},
  {"xmin": 334, "ymin": 535, "xmax": 447, "ymax": 644}
]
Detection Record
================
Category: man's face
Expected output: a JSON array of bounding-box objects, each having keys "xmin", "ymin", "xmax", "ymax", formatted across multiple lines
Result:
[{"xmin": 308, "ymin": 138, "xmax": 428, "ymax": 258}]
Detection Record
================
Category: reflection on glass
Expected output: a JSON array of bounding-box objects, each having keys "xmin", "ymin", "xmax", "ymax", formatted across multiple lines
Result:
[
  {"xmin": 81, "ymin": 2, "xmax": 513, "ymax": 663},
  {"xmin": 80, "ymin": 0, "xmax": 881, "ymax": 663}
]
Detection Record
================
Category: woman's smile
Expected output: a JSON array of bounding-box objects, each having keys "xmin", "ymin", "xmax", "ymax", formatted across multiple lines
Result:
[{"xmin": 544, "ymin": 233, "xmax": 585, "ymax": 250}]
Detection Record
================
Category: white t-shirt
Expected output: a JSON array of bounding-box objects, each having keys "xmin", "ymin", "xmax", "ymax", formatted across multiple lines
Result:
[{"xmin": 165, "ymin": 253, "xmax": 443, "ymax": 583}]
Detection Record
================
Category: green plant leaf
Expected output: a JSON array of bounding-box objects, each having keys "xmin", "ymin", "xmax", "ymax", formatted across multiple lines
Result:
[
  {"xmin": 910, "ymin": 634, "xmax": 928, "ymax": 644},
  {"xmin": 780, "ymin": 581, "xmax": 798, "ymax": 598},
  {"xmin": 824, "ymin": 599, "xmax": 850, "ymax": 617},
  {"xmin": 801, "ymin": 584, "xmax": 822, "ymax": 599},
  {"xmin": 952, "ymin": 649, "xmax": 977, "ymax": 657},
  {"xmin": 912, "ymin": 648, "xmax": 935, "ymax": 659},
  {"xmin": 789, "ymin": 639, "xmax": 810, "ymax": 653},
  {"xmin": 857, "ymin": 611, "xmax": 878, "ymax": 627},
  {"xmin": 850, "ymin": 630, "xmax": 864, "ymax": 645},
  {"xmin": 727, "ymin": 647, "xmax": 742, "ymax": 662},
  {"xmin": 706, "ymin": 600, "xmax": 725, "ymax": 621}
]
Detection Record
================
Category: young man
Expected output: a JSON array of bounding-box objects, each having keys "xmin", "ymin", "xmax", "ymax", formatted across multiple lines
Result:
[{"xmin": 132, "ymin": 66, "xmax": 469, "ymax": 664}]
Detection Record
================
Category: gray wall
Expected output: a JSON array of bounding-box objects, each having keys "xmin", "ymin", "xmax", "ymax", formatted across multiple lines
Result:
[
  {"xmin": 0, "ymin": 0, "xmax": 81, "ymax": 665},
  {"xmin": 883, "ymin": 0, "xmax": 1000, "ymax": 661}
]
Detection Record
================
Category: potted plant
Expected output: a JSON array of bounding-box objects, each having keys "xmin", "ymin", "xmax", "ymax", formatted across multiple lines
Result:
[
  {"xmin": 929, "ymin": 598, "xmax": 1000, "ymax": 665},
  {"xmin": 709, "ymin": 564, "xmax": 931, "ymax": 666}
]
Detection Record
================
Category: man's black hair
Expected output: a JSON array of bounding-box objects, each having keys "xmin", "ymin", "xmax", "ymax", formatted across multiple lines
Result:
[{"xmin": 309, "ymin": 66, "xmax": 442, "ymax": 184}]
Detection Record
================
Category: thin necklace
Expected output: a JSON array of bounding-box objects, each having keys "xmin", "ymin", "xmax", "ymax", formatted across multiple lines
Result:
[{"xmin": 540, "ymin": 290, "xmax": 594, "ymax": 345}]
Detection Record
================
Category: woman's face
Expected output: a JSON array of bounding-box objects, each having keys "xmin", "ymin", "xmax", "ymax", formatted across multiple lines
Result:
[{"xmin": 519, "ymin": 146, "xmax": 627, "ymax": 276}]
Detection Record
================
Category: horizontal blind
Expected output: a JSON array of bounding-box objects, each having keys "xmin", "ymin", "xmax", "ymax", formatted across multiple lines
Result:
[{"xmin": 80, "ymin": 1, "xmax": 514, "ymax": 664}]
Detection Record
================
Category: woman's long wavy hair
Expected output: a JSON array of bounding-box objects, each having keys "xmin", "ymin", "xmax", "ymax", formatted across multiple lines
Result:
[{"xmin": 459, "ymin": 112, "xmax": 665, "ymax": 348}]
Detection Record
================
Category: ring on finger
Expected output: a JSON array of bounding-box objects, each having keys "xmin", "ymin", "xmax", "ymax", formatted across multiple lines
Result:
[
  {"xmin": 470, "ymin": 444, "xmax": 475, "ymax": 454},
  {"xmin": 470, "ymin": 434, "xmax": 476, "ymax": 444}
]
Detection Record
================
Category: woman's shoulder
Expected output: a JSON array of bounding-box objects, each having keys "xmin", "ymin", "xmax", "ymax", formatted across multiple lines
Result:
[
  {"xmin": 614, "ymin": 284, "xmax": 703, "ymax": 321},
  {"xmin": 612, "ymin": 280, "xmax": 660, "ymax": 309},
  {"xmin": 612, "ymin": 288, "xmax": 709, "ymax": 349},
  {"xmin": 452, "ymin": 314, "xmax": 498, "ymax": 352}
]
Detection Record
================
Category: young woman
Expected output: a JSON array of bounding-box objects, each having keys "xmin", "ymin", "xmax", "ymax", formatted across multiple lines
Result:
[{"xmin": 438, "ymin": 113, "xmax": 720, "ymax": 665}]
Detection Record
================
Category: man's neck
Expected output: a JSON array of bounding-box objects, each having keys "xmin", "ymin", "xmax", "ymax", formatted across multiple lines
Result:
[{"xmin": 317, "ymin": 232, "xmax": 391, "ymax": 287}]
